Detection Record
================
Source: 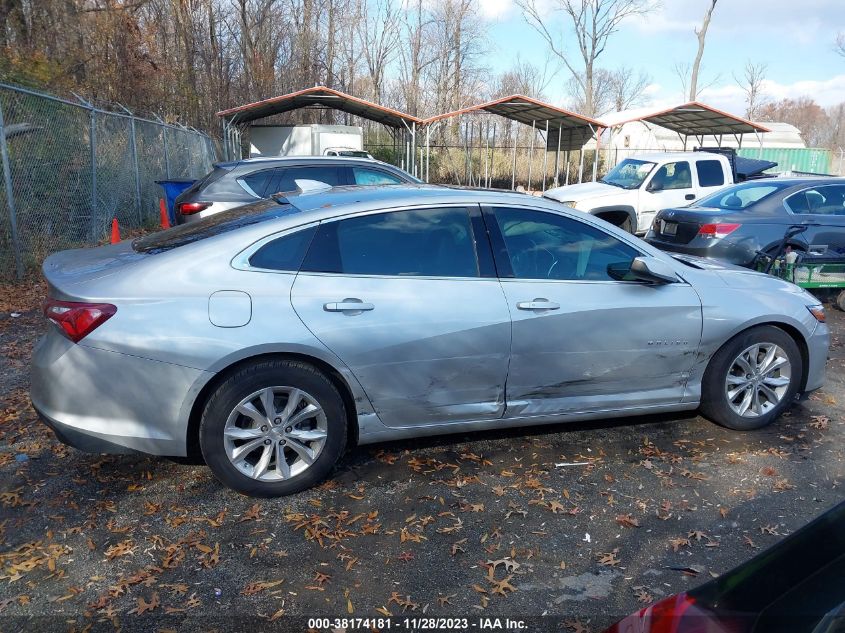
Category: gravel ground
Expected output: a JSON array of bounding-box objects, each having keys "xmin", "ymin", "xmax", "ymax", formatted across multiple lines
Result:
[{"xmin": 0, "ymin": 281, "xmax": 843, "ymax": 632}]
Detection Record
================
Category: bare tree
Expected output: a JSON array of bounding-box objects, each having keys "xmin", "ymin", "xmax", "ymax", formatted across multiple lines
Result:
[
  {"xmin": 836, "ymin": 32, "xmax": 845, "ymax": 58},
  {"xmin": 607, "ymin": 66, "xmax": 651, "ymax": 112},
  {"xmin": 516, "ymin": 0, "xmax": 654, "ymax": 116},
  {"xmin": 494, "ymin": 56, "xmax": 557, "ymax": 99},
  {"xmin": 688, "ymin": 0, "xmax": 717, "ymax": 101},
  {"xmin": 734, "ymin": 60, "xmax": 767, "ymax": 120},
  {"xmin": 357, "ymin": 0, "xmax": 401, "ymax": 102}
]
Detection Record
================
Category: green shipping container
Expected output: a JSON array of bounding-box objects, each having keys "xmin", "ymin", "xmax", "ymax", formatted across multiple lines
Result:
[{"xmin": 736, "ymin": 147, "xmax": 832, "ymax": 175}]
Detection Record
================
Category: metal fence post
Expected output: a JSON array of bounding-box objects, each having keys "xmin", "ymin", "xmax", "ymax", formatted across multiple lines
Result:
[
  {"xmin": 118, "ymin": 104, "xmax": 143, "ymax": 224},
  {"xmin": 89, "ymin": 106, "xmax": 98, "ymax": 241},
  {"xmin": 0, "ymin": 99, "xmax": 24, "ymax": 279},
  {"xmin": 162, "ymin": 125, "xmax": 171, "ymax": 178}
]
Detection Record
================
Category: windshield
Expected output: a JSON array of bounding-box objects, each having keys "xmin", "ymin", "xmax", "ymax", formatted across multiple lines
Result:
[
  {"xmin": 600, "ymin": 158, "xmax": 656, "ymax": 189},
  {"xmin": 695, "ymin": 181, "xmax": 793, "ymax": 210}
]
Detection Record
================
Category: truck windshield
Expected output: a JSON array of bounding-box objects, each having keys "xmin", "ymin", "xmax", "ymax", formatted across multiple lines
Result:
[{"xmin": 600, "ymin": 159, "xmax": 656, "ymax": 189}]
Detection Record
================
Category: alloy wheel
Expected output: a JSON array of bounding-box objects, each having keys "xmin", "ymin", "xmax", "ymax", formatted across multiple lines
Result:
[
  {"xmin": 724, "ymin": 343, "xmax": 792, "ymax": 418},
  {"xmin": 223, "ymin": 386, "xmax": 328, "ymax": 481}
]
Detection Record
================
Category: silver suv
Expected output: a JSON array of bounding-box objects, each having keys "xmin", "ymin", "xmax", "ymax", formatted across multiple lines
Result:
[{"xmin": 174, "ymin": 156, "xmax": 419, "ymax": 224}]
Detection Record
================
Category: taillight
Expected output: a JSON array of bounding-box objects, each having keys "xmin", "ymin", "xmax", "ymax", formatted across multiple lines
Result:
[
  {"xmin": 43, "ymin": 299, "xmax": 116, "ymax": 343},
  {"xmin": 603, "ymin": 592, "xmax": 746, "ymax": 633},
  {"xmin": 697, "ymin": 223, "xmax": 741, "ymax": 239},
  {"xmin": 178, "ymin": 202, "xmax": 210, "ymax": 215}
]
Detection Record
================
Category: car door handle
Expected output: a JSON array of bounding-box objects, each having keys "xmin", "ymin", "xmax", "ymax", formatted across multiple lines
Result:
[
  {"xmin": 323, "ymin": 300, "xmax": 374, "ymax": 312},
  {"xmin": 516, "ymin": 299, "xmax": 560, "ymax": 311},
  {"xmin": 685, "ymin": 194, "xmax": 696, "ymax": 200}
]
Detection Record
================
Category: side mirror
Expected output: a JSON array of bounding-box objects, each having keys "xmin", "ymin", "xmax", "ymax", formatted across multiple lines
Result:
[
  {"xmin": 629, "ymin": 256, "xmax": 679, "ymax": 284},
  {"xmin": 646, "ymin": 179, "xmax": 663, "ymax": 193}
]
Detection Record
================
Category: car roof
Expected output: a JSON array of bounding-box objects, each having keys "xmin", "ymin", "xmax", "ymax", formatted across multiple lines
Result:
[
  {"xmin": 216, "ymin": 156, "xmax": 380, "ymax": 169},
  {"xmin": 277, "ymin": 184, "xmax": 540, "ymax": 216}
]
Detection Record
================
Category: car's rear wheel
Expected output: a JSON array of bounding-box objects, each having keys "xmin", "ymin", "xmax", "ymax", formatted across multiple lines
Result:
[
  {"xmin": 199, "ymin": 359, "xmax": 346, "ymax": 497},
  {"xmin": 700, "ymin": 326, "xmax": 802, "ymax": 431}
]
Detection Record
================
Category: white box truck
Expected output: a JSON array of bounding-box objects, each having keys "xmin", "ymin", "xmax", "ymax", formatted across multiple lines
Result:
[{"xmin": 249, "ymin": 124, "xmax": 364, "ymax": 157}]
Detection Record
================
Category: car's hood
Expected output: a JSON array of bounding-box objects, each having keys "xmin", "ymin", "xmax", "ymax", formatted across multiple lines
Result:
[
  {"xmin": 673, "ymin": 253, "xmax": 818, "ymax": 300},
  {"xmin": 543, "ymin": 181, "xmax": 624, "ymax": 203}
]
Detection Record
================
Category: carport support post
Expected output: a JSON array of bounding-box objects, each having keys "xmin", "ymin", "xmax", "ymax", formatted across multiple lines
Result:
[
  {"xmin": 591, "ymin": 125, "xmax": 600, "ymax": 182},
  {"xmin": 527, "ymin": 119, "xmax": 535, "ymax": 192},
  {"xmin": 489, "ymin": 122, "xmax": 497, "ymax": 188},
  {"xmin": 578, "ymin": 147, "xmax": 585, "ymax": 183},
  {"xmin": 425, "ymin": 125, "xmax": 431, "ymax": 182},
  {"xmin": 541, "ymin": 120, "xmax": 549, "ymax": 193},
  {"xmin": 553, "ymin": 123, "xmax": 562, "ymax": 186},
  {"xmin": 484, "ymin": 120, "xmax": 490, "ymax": 188},
  {"xmin": 0, "ymin": 98, "xmax": 24, "ymax": 280},
  {"xmin": 511, "ymin": 121, "xmax": 517, "ymax": 190}
]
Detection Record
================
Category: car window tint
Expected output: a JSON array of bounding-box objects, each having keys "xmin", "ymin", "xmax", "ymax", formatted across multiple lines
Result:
[
  {"xmin": 301, "ymin": 207, "xmax": 479, "ymax": 277},
  {"xmin": 249, "ymin": 226, "xmax": 317, "ymax": 271},
  {"xmin": 493, "ymin": 207, "xmax": 638, "ymax": 281},
  {"xmin": 786, "ymin": 185, "xmax": 845, "ymax": 215},
  {"xmin": 651, "ymin": 161, "xmax": 692, "ymax": 190},
  {"xmin": 352, "ymin": 167, "xmax": 404, "ymax": 185},
  {"xmin": 239, "ymin": 169, "xmax": 274, "ymax": 197},
  {"xmin": 269, "ymin": 166, "xmax": 342, "ymax": 194},
  {"xmin": 696, "ymin": 160, "xmax": 725, "ymax": 187}
]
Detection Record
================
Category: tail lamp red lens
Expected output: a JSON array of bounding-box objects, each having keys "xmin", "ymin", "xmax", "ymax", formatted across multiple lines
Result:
[
  {"xmin": 697, "ymin": 223, "xmax": 741, "ymax": 239},
  {"xmin": 43, "ymin": 299, "xmax": 116, "ymax": 343},
  {"xmin": 177, "ymin": 202, "xmax": 210, "ymax": 215}
]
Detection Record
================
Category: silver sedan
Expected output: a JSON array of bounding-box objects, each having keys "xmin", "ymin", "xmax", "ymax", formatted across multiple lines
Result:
[{"xmin": 31, "ymin": 186, "xmax": 829, "ymax": 497}]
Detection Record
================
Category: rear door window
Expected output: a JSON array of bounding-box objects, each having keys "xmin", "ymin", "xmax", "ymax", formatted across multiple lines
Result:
[
  {"xmin": 696, "ymin": 160, "xmax": 725, "ymax": 187},
  {"xmin": 267, "ymin": 166, "xmax": 343, "ymax": 194},
  {"xmin": 301, "ymin": 207, "xmax": 479, "ymax": 277},
  {"xmin": 785, "ymin": 185, "xmax": 845, "ymax": 215}
]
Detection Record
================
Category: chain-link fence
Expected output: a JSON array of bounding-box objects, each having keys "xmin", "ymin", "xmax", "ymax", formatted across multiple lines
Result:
[{"xmin": 0, "ymin": 83, "xmax": 217, "ymax": 280}]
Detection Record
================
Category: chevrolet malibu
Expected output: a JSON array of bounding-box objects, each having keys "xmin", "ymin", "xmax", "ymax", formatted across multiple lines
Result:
[{"xmin": 31, "ymin": 186, "xmax": 829, "ymax": 497}]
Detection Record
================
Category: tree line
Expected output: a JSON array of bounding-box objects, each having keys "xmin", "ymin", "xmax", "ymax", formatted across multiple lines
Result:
[{"xmin": 0, "ymin": 0, "xmax": 843, "ymax": 156}]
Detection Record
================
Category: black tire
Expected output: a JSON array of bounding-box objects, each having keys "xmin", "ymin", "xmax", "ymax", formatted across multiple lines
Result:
[
  {"xmin": 199, "ymin": 359, "xmax": 347, "ymax": 497},
  {"xmin": 700, "ymin": 325, "xmax": 802, "ymax": 431},
  {"xmin": 836, "ymin": 290, "xmax": 845, "ymax": 312}
]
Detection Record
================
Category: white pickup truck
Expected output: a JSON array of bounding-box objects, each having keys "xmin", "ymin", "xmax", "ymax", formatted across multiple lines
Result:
[{"xmin": 544, "ymin": 151, "xmax": 739, "ymax": 234}]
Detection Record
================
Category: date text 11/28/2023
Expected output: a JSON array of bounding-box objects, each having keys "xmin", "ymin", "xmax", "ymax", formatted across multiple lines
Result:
[{"xmin": 307, "ymin": 617, "xmax": 528, "ymax": 630}]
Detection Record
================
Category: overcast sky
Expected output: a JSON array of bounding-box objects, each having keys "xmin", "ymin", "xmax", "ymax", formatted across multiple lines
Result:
[{"xmin": 481, "ymin": 0, "xmax": 845, "ymax": 116}]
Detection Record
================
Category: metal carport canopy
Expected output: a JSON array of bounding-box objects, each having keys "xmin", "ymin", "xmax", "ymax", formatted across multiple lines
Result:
[
  {"xmin": 215, "ymin": 85, "xmax": 422, "ymax": 129},
  {"xmin": 599, "ymin": 101, "xmax": 770, "ymax": 136},
  {"xmin": 422, "ymin": 94, "xmax": 604, "ymax": 150}
]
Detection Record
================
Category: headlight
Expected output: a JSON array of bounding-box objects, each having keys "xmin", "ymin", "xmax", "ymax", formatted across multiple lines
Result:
[
  {"xmin": 807, "ymin": 304, "xmax": 826, "ymax": 323},
  {"xmin": 559, "ymin": 201, "xmax": 577, "ymax": 208}
]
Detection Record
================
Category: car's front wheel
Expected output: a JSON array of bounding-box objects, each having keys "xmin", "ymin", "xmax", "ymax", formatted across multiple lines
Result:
[
  {"xmin": 199, "ymin": 359, "xmax": 347, "ymax": 497},
  {"xmin": 700, "ymin": 326, "xmax": 802, "ymax": 431}
]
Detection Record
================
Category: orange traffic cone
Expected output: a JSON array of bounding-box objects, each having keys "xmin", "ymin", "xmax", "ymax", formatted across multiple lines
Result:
[
  {"xmin": 159, "ymin": 198, "xmax": 171, "ymax": 229},
  {"xmin": 110, "ymin": 218, "xmax": 121, "ymax": 244}
]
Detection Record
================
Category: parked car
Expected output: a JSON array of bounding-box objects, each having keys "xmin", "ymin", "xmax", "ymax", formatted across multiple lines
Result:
[
  {"xmin": 543, "ymin": 149, "xmax": 774, "ymax": 234},
  {"xmin": 173, "ymin": 156, "xmax": 419, "ymax": 224},
  {"xmin": 32, "ymin": 186, "xmax": 828, "ymax": 497},
  {"xmin": 322, "ymin": 147, "xmax": 373, "ymax": 159},
  {"xmin": 604, "ymin": 499, "xmax": 845, "ymax": 633},
  {"xmin": 645, "ymin": 178, "xmax": 845, "ymax": 267}
]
